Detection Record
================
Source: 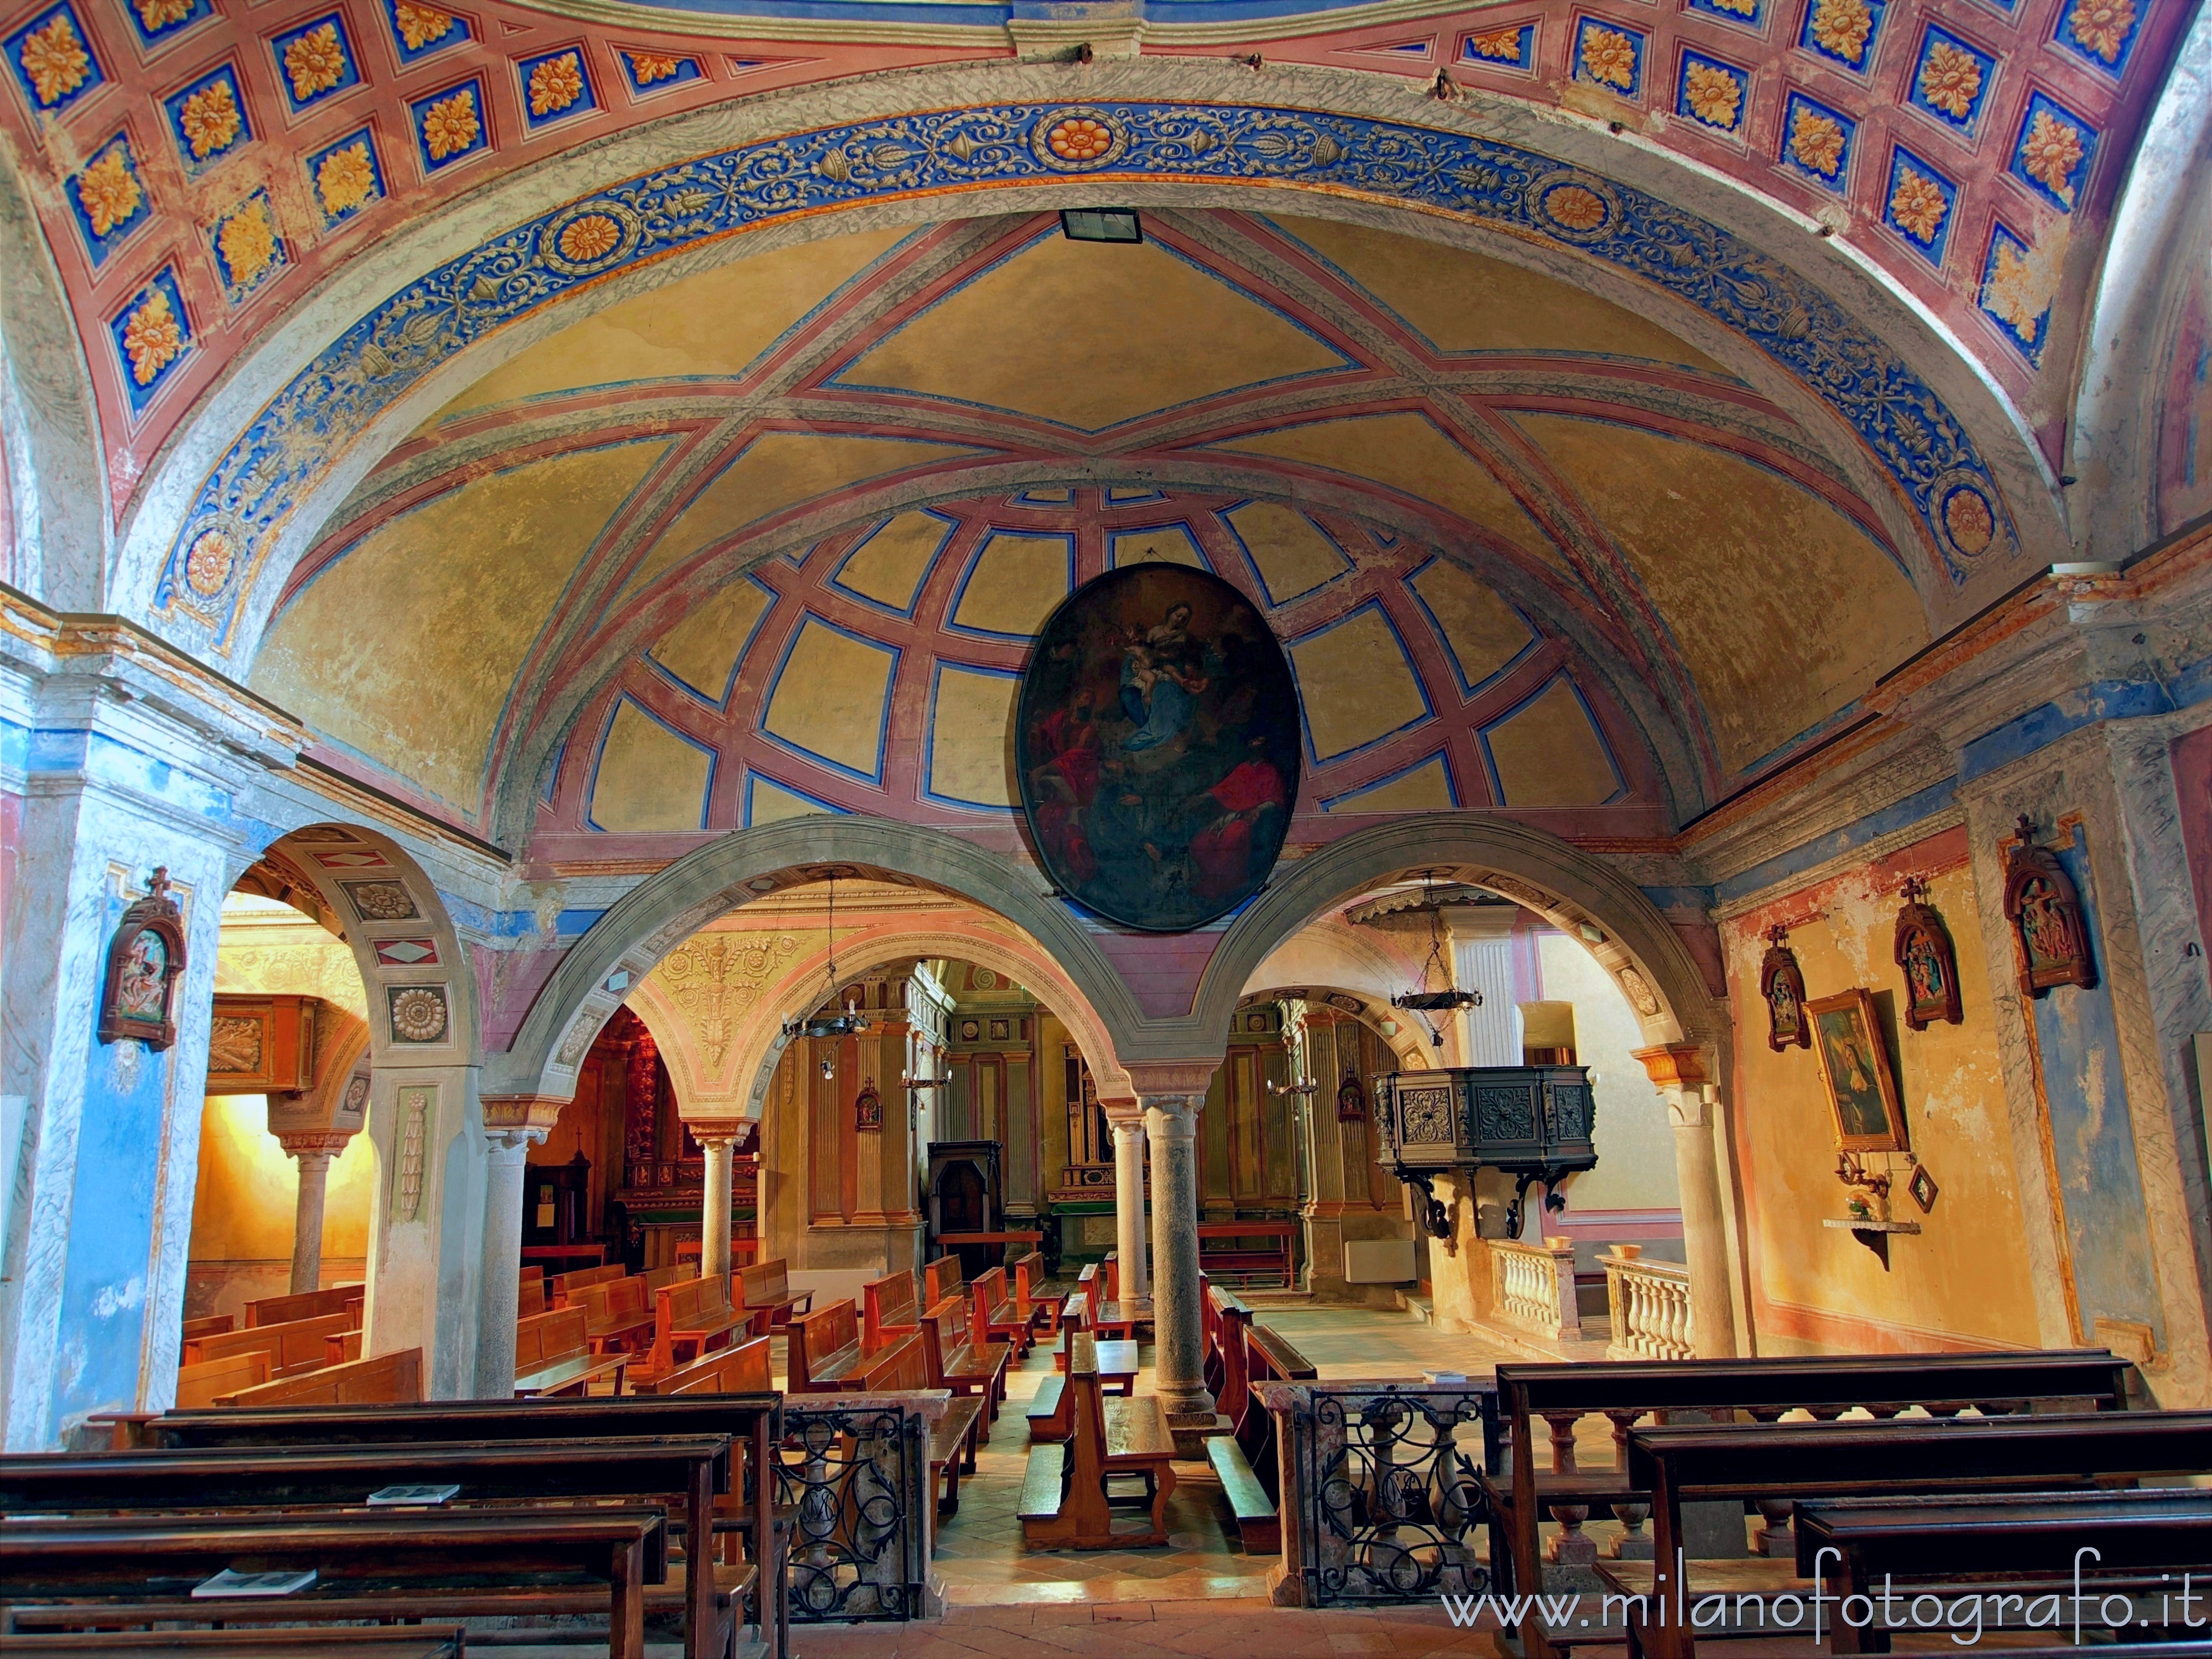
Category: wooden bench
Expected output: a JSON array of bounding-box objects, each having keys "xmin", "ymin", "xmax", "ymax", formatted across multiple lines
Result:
[
  {"xmin": 1791, "ymin": 1488, "xmax": 2212, "ymax": 1653},
  {"xmin": 222, "ymin": 1347, "xmax": 420, "ymax": 1407},
  {"xmin": 786, "ymin": 1298, "xmax": 922, "ymax": 1394},
  {"xmin": 643, "ymin": 1261, "xmax": 700, "ymax": 1295},
  {"xmin": 0, "ymin": 1434, "xmax": 732, "ymax": 1659},
  {"xmin": 0, "ymin": 1628, "xmax": 466, "ymax": 1658},
  {"xmin": 1489, "ymin": 1347, "xmax": 2133, "ymax": 1647},
  {"xmin": 185, "ymin": 1311, "xmax": 356, "ymax": 1376},
  {"xmin": 514, "ymin": 1307, "xmax": 628, "ymax": 1397},
  {"xmin": 551, "ymin": 1261, "xmax": 625, "ymax": 1307},
  {"xmin": 1019, "ymin": 1335, "xmax": 1176, "ymax": 1550},
  {"xmin": 519, "ymin": 1274, "xmax": 547, "ymax": 1318},
  {"xmin": 646, "ymin": 1274, "xmax": 745, "ymax": 1375},
  {"xmin": 243, "ymin": 1284, "xmax": 363, "ymax": 1328},
  {"xmin": 1026, "ymin": 1322, "xmax": 1141, "ymax": 1442},
  {"xmin": 1614, "ymin": 1401, "xmax": 2181, "ymax": 1659},
  {"xmin": 1197, "ymin": 1219, "xmax": 1297, "ymax": 1290},
  {"xmin": 1203, "ymin": 1305, "xmax": 1279, "ymax": 1552},
  {"xmin": 1202, "ymin": 1281, "xmax": 1250, "ymax": 1399},
  {"xmin": 860, "ymin": 1268, "xmax": 923, "ymax": 1352},
  {"xmin": 736, "ymin": 1259, "xmax": 812, "ymax": 1335},
  {"xmin": 124, "ymin": 1395, "xmax": 785, "ymax": 1659},
  {"xmin": 179, "ymin": 1314, "xmax": 233, "ymax": 1342},
  {"xmin": 573, "ymin": 1275, "xmax": 656, "ymax": 1354},
  {"xmin": 1079, "ymin": 1262, "xmax": 1151, "ymax": 1343},
  {"xmin": 1011, "ymin": 1251, "xmax": 1060, "ymax": 1341},
  {"xmin": 636, "ymin": 1334, "xmax": 773, "ymax": 1396},
  {"xmin": 922, "ymin": 1294, "xmax": 1011, "ymax": 1422},
  {"xmin": 924, "ymin": 1254, "xmax": 966, "ymax": 1309},
  {"xmin": 0, "ymin": 1507, "xmax": 666, "ymax": 1659},
  {"xmin": 971, "ymin": 1266, "xmax": 1034, "ymax": 1358},
  {"xmin": 174, "ymin": 1352, "xmax": 268, "ymax": 1408},
  {"xmin": 853, "ymin": 1325, "xmax": 983, "ymax": 1517}
]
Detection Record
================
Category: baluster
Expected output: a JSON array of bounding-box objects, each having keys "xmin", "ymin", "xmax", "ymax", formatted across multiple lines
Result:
[{"xmin": 1541, "ymin": 1411, "xmax": 1582, "ymax": 1474}]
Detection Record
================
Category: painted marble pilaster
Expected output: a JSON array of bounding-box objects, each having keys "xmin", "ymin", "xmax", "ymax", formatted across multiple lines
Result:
[
  {"xmin": 1633, "ymin": 1045, "xmax": 1738, "ymax": 1358},
  {"xmin": 367, "ymin": 1063, "xmax": 491, "ymax": 1400},
  {"xmin": 1959, "ymin": 730, "xmax": 2212, "ymax": 1405},
  {"xmin": 1, "ymin": 617, "xmax": 295, "ymax": 1448},
  {"xmin": 1139, "ymin": 1077, "xmax": 1216, "ymax": 1436},
  {"xmin": 1447, "ymin": 905, "xmax": 1523, "ymax": 1066},
  {"xmin": 1106, "ymin": 1103, "xmax": 1149, "ymax": 1299}
]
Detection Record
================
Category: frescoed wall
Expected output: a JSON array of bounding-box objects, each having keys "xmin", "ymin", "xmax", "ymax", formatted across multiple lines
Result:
[{"xmin": 1725, "ymin": 826, "xmax": 2043, "ymax": 1353}]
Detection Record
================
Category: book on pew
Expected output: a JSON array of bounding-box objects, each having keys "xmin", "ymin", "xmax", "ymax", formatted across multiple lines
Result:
[
  {"xmin": 193, "ymin": 1568, "xmax": 319, "ymax": 1598},
  {"xmin": 367, "ymin": 1482, "xmax": 461, "ymax": 1505}
]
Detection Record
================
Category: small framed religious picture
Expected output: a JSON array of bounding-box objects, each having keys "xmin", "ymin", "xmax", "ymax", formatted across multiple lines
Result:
[
  {"xmin": 98, "ymin": 867, "xmax": 189, "ymax": 1051},
  {"xmin": 854, "ymin": 1078, "xmax": 882, "ymax": 1131},
  {"xmin": 1758, "ymin": 924, "xmax": 1811, "ymax": 1052},
  {"xmin": 1907, "ymin": 1161, "xmax": 1939, "ymax": 1214},
  {"xmin": 1336, "ymin": 1067, "xmax": 1368, "ymax": 1122},
  {"xmin": 1891, "ymin": 876, "xmax": 1964, "ymax": 1031},
  {"xmin": 1806, "ymin": 988, "xmax": 1910, "ymax": 1154},
  {"xmin": 2002, "ymin": 816, "xmax": 2097, "ymax": 998}
]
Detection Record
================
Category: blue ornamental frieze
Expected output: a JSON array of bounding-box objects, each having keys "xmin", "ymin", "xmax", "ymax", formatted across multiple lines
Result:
[{"xmin": 158, "ymin": 100, "xmax": 2014, "ymax": 650}]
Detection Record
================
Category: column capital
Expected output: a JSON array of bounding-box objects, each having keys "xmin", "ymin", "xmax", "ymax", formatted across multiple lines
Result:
[
  {"xmin": 482, "ymin": 1094, "xmax": 565, "ymax": 1135},
  {"xmin": 689, "ymin": 1121, "xmax": 747, "ymax": 1151},
  {"xmin": 276, "ymin": 1129, "xmax": 356, "ymax": 1159},
  {"xmin": 1125, "ymin": 1060, "xmax": 1219, "ymax": 1097},
  {"xmin": 1141, "ymin": 1094, "xmax": 1201, "ymax": 1138},
  {"xmin": 1099, "ymin": 1095, "xmax": 1145, "ymax": 1125},
  {"xmin": 1632, "ymin": 1044, "xmax": 1709, "ymax": 1089}
]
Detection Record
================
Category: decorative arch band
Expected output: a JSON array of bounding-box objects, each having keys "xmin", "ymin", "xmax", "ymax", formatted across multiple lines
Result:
[{"xmin": 159, "ymin": 99, "xmax": 2013, "ymax": 650}]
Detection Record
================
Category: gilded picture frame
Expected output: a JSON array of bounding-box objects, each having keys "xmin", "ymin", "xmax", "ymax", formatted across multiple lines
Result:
[{"xmin": 1807, "ymin": 988, "xmax": 1910, "ymax": 1154}]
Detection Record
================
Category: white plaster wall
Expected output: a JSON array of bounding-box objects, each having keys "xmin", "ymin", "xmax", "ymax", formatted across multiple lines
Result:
[{"xmin": 1537, "ymin": 933, "xmax": 1681, "ymax": 1220}]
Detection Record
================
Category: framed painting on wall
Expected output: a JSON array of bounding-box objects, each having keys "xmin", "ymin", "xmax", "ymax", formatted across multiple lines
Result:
[{"xmin": 1807, "ymin": 988, "xmax": 1910, "ymax": 1153}]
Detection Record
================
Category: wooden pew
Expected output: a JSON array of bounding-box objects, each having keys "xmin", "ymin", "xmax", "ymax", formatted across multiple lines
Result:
[
  {"xmin": 129, "ymin": 1395, "xmax": 785, "ymax": 1659},
  {"xmin": 735, "ymin": 1259, "xmax": 812, "ymax": 1335},
  {"xmin": 637, "ymin": 1334, "xmax": 773, "ymax": 1396},
  {"xmin": 1026, "ymin": 1322, "xmax": 1142, "ymax": 1443},
  {"xmin": 786, "ymin": 1299, "xmax": 921, "ymax": 1394},
  {"xmin": 573, "ymin": 1275, "xmax": 656, "ymax": 1355},
  {"xmin": 174, "ymin": 1352, "xmax": 268, "ymax": 1408},
  {"xmin": 849, "ymin": 1328, "xmax": 981, "ymax": 1517},
  {"xmin": 970, "ymin": 1266, "xmax": 1034, "ymax": 1358},
  {"xmin": 222, "ymin": 1347, "xmax": 420, "ymax": 1407},
  {"xmin": 1018, "ymin": 1335, "xmax": 1176, "ymax": 1550},
  {"xmin": 1197, "ymin": 1219, "xmax": 1297, "ymax": 1290},
  {"xmin": 519, "ymin": 1274, "xmax": 546, "ymax": 1318},
  {"xmin": 514, "ymin": 1307, "xmax": 628, "ymax": 1397},
  {"xmin": 1488, "ymin": 1347, "xmax": 2133, "ymax": 1640},
  {"xmin": 243, "ymin": 1284, "xmax": 363, "ymax": 1328},
  {"xmin": 1202, "ymin": 1281, "xmax": 1250, "ymax": 1397},
  {"xmin": 643, "ymin": 1261, "xmax": 700, "ymax": 1295},
  {"xmin": 1079, "ymin": 1263, "xmax": 1150, "ymax": 1343},
  {"xmin": 179, "ymin": 1314, "xmax": 233, "ymax": 1342},
  {"xmin": 645, "ymin": 1275, "xmax": 745, "ymax": 1375},
  {"xmin": 1011, "ymin": 1251, "xmax": 1059, "ymax": 1342},
  {"xmin": 0, "ymin": 1436, "xmax": 730, "ymax": 1659},
  {"xmin": 551, "ymin": 1262, "xmax": 625, "ymax": 1307},
  {"xmin": 920, "ymin": 1295, "xmax": 1008, "ymax": 1423},
  {"xmin": 0, "ymin": 1629, "xmax": 466, "ymax": 1658},
  {"xmin": 861, "ymin": 1268, "xmax": 921, "ymax": 1351},
  {"xmin": 1203, "ymin": 1306, "xmax": 1279, "ymax": 1551},
  {"xmin": 924, "ymin": 1253, "xmax": 966, "ymax": 1310},
  {"xmin": 1626, "ymin": 1406, "xmax": 2212, "ymax": 1631},
  {"xmin": 0, "ymin": 1508, "xmax": 665, "ymax": 1659},
  {"xmin": 185, "ymin": 1311, "xmax": 356, "ymax": 1375}
]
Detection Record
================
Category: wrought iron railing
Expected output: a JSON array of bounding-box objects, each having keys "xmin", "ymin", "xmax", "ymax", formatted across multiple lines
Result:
[
  {"xmin": 1262, "ymin": 1380, "xmax": 1499, "ymax": 1607},
  {"xmin": 773, "ymin": 1394, "xmax": 932, "ymax": 1621}
]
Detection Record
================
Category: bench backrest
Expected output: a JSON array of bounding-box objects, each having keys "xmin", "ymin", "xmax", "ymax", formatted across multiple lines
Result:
[
  {"xmin": 550, "ymin": 1262, "xmax": 624, "ymax": 1305},
  {"xmin": 225, "ymin": 1347, "xmax": 422, "ymax": 1406},
  {"xmin": 647, "ymin": 1334, "xmax": 773, "ymax": 1396},
  {"xmin": 642, "ymin": 1262, "xmax": 700, "ymax": 1295},
  {"xmin": 738, "ymin": 1259, "xmax": 791, "ymax": 1306},
  {"xmin": 515, "ymin": 1306, "xmax": 591, "ymax": 1372},
  {"xmin": 873, "ymin": 1332, "xmax": 930, "ymax": 1391},
  {"xmin": 244, "ymin": 1282, "xmax": 363, "ymax": 1328},
  {"xmin": 180, "ymin": 1313, "xmax": 233, "ymax": 1341},
  {"xmin": 1215, "ymin": 1306, "xmax": 1255, "ymax": 1431},
  {"xmin": 191, "ymin": 1310, "xmax": 356, "ymax": 1371},
  {"xmin": 1012, "ymin": 1254, "xmax": 1046, "ymax": 1316},
  {"xmin": 1246, "ymin": 1323, "xmax": 1317, "ymax": 1385},
  {"xmin": 863, "ymin": 1270, "xmax": 920, "ymax": 1348},
  {"xmin": 576, "ymin": 1275, "xmax": 651, "ymax": 1327},
  {"xmin": 658, "ymin": 1274, "xmax": 733, "ymax": 1333},
  {"xmin": 176, "ymin": 1351, "xmax": 269, "ymax": 1407},
  {"xmin": 788, "ymin": 1298, "xmax": 860, "ymax": 1392},
  {"xmin": 925, "ymin": 1254, "xmax": 965, "ymax": 1307},
  {"xmin": 518, "ymin": 1277, "xmax": 546, "ymax": 1319}
]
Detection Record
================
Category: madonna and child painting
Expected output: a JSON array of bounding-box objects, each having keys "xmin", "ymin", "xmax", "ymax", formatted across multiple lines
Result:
[{"xmin": 1016, "ymin": 565, "xmax": 1301, "ymax": 932}]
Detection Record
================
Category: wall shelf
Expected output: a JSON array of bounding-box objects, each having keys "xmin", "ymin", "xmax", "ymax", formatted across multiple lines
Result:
[{"xmin": 1824, "ymin": 1215, "xmax": 1921, "ymax": 1269}]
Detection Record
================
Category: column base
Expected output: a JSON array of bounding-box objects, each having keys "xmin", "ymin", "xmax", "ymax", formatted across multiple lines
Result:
[{"xmin": 1164, "ymin": 1403, "xmax": 1228, "ymax": 1458}]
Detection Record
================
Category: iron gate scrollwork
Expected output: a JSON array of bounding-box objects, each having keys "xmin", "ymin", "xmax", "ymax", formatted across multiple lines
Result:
[
  {"xmin": 1297, "ymin": 1385, "xmax": 1496, "ymax": 1605},
  {"xmin": 774, "ymin": 1399, "xmax": 930, "ymax": 1621}
]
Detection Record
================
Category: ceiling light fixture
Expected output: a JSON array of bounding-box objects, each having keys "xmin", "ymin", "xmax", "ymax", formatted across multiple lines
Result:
[
  {"xmin": 781, "ymin": 870, "xmax": 871, "ymax": 1045},
  {"xmin": 1391, "ymin": 870, "xmax": 1482, "ymax": 1015},
  {"xmin": 1061, "ymin": 208, "xmax": 1142, "ymax": 244}
]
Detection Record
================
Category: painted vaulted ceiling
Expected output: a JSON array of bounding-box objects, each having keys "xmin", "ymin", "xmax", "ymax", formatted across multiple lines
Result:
[{"xmin": 248, "ymin": 209, "xmax": 1929, "ymax": 850}]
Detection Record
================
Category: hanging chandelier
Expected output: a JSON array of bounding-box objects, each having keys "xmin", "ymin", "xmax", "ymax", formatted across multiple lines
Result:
[
  {"xmin": 1390, "ymin": 871, "xmax": 1483, "ymax": 1015},
  {"xmin": 781, "ymin": 870, "xmax": 871, "ymax": 1044}
]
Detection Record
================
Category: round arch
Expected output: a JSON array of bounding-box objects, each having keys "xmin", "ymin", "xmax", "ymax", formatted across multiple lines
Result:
[
  {"xmin": 1189, "ymin": 816, "xmax": 1726, "ymax": 1064},
  {"xmin": 121, "ymin": 59, "xmax": 2059, "ymax": 667},
  {"xmin": 487, "ymin": 817, "xmax": 1142, "ymax": 1105},
  {"xmin": 1235, "ymin": 982, "xmax": 1431, "ymax": 1074}
]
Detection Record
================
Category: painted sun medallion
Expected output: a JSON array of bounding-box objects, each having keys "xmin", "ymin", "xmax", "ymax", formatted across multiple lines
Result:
[
  {"xmin": 1016, "ymin": 564, "xmax": 1301, "ymax": 932},
  {"xmin": 1031, "ymin": 107, "xmax": 1127, "ymax": 171}
]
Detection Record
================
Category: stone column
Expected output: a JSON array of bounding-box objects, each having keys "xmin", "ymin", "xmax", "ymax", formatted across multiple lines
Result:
[
  {"xmin": 694, "ymin": 1126, "xmax": 742, "ymax": 1286},
  {"xmin": 279, "ymin": 1131, "xmax": 353, "ymax": 1293},
  {"xmin": 476, "ymin": 1097, "xmax": 558, "ymax": 1397},
  {"xmin": 1634, "ymin": 1046, "xmax": 1737, "ymax": 1357},
  {"xmin": 1136, "ymin": 1066, "xmax": 1219, "ymax": 1446},
  {"xmin": 1105, "ymin": 1104, "xmax": 1148, "ymax": 1298}
]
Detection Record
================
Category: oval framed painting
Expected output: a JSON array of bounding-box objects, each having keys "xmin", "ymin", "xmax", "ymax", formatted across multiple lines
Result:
[{"xmin": 1016, "ymin": 564, "xmax": 1301, "ymax": 932}]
